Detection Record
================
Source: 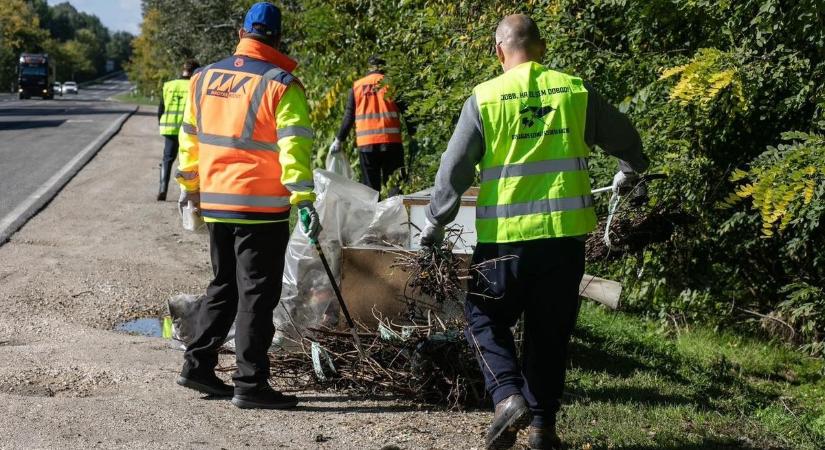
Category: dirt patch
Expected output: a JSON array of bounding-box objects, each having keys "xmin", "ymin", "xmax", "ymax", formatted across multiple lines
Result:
[{"xmin": 0, "ymin": 367, "xmax": 120, "ymax": 398}]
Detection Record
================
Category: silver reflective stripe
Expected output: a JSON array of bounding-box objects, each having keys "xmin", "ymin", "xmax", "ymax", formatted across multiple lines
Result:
[
  {"xmin": 162, "ymin": 111, "xmax": 184, "ymax": 116},
  {"xmin": 476, "ymin": 195, "xmax": 594, "ymax": 219},
  {"xmin": 175, "ymin": 170, "xmax": 198, "ymax": 180},
  {"xmin": 277, "ymin": 125, "xmax": 314, "ymax": 139},
  {"xmin": 159, "ymin": 122, "xmax": 182, "ymax": 128},
  {"xmin": 181, "ymin": 123, "xmax": 197, "ymax": 135},
  {"xmin": 198, "ymin": 133, "xmax": 278, "ymax": 152},
  {"xmin": 201, "ymin": 192, "xmax": 291, "ymax": 208},
  {"xmin": 194, "ymin": 63, "xmax": 215, "ymax": 133},
  {"xmin": 243, "ymin": 68, "xmax": 285, "ymax": 138},
  {"xmin": 355, "ymin": 112, "xmax": 399, "ymax": 120},
  {"xmin": 356, "ymin": 127, "xmax": 401, "ymax": 137},
  {"xmin": 480, "ymin": 158, "xmax": 588, "ymax": 182},
  {"xmin": 284, "ymin": 180, "xmax": 315, "ymax": 192}
]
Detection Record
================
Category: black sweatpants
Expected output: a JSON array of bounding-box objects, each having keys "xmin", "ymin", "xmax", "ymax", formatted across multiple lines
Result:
[
  {"xmin": 182, "ymin": 221, "xmax": 289, "ymax": 393},
  {"xmin": 358, "ymin": 143, "xmax": 405, "ymax": 193},
  {"xmin": 464, "ymin": 237, "xmax": 585, "ymax": 428}
]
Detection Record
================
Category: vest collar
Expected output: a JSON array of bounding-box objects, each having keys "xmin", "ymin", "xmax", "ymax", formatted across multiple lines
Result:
[
  {"xmin": 510, "ymin": 61, "xmax": 543, "ymax": 73},
  {"xmin": 234, "ymin": 38, "xmax": 298, "ymax": 73}
]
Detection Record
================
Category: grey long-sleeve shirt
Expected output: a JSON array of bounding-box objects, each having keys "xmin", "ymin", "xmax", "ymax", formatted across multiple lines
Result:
[{"xmin": 427, "ymin": 83, "xmax": 650, "ymax": 226}]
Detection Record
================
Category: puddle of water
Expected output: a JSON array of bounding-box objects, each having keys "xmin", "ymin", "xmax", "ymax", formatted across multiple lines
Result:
[{"xmin": 115, "ymin": 317, "xmax": 172, "ymax": 338}]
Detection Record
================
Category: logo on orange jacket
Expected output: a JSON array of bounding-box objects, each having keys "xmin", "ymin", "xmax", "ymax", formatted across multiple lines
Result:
[{"xmin": 206, "ymin": 71, "xmax": 252, "ymax": 99}]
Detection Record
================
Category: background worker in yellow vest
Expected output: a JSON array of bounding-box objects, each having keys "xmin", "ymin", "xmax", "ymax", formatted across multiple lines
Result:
[
  {"xmin": 420, "ymin": 15, "xmax": 649, "ymax": 450},
  {"xmin": 329, "ymin": 55, "xmax": 416, "ymax": 195},
  {"xmin": 174, "ymin": 2, "xmax": 320, "ymax": 410},
  {"xmin": 156, "ymin": 60, "xmax": 199, "ymax": 201}
]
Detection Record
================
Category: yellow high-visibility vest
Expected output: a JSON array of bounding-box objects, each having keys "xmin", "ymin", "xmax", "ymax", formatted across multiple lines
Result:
[
  {"xmin": 473, "ymin": 62, "xmax": 596, "ymax": 243},
  {"xmin": 159, "ymin": 79, "xmax": 189, "ymax": 136}
]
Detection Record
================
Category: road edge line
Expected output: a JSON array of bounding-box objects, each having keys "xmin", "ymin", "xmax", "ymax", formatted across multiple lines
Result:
[{"xmin": 0, "ymin": 106, "xmax": 138, "ymax": 245}]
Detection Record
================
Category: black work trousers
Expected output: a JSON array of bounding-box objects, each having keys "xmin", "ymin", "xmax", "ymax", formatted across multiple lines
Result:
[
  {"xmin": 160, "ymin": 135, "xmax": 179, "ymax": 193},
  {"xmin": 358, "ymin": 143, "xmax": 405, "ymax": 194},
  {"xmin": 182, "ymin": 221, "xmax": 289, "ymax": 393},
  {"xmin": 464, "ymin": 237, "xmax": 585, "ymax": 428}
]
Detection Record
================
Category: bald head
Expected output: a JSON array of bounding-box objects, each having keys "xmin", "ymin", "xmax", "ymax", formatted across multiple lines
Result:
[{"xmin": 494, "ymin": 14, "xmax": 546, "ymax": 71}]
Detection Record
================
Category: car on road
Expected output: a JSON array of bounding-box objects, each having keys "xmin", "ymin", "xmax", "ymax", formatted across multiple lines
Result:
[
  {"xmin": 53, "ymin": 82, "xmax": 62, "ymax": 96},
  {"xmin": 62, "ymin": 81, "xmax": 78, "ymax": 95}
]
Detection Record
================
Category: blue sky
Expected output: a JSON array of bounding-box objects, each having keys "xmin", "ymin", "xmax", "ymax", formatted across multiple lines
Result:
[{"xmin": 47, "ymin": 0, "xmax": 142, "ymax": 35}]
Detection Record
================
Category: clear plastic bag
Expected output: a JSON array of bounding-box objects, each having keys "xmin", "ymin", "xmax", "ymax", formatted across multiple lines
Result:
[
  {"xmin": 325, "ymin": 150, "xmax": 354, "ymax": 180},
  {"xmin": 274, "ymin": 170, "xmax": 377, "ymax": 345},
  {"xmin": 356, "ymin": 195, "xmax": 410, "ymax": 247}
]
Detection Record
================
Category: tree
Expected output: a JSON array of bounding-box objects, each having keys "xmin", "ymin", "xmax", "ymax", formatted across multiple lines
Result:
[
  {"xmin": 107, "ymin": 31, "xmax": 134, "ymax": 71},
  {"xmin": 0, "ymin": 0, "xmax": 47, "ymax": 90}
]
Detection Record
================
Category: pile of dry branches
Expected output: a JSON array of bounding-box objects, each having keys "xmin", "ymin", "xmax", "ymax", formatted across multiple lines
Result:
[
  {"xmin": 219, "ymin": 230, "xmax": 519, "ymax": 408},
  {"xmin": 225, "ymin": 315, "xmax": 489, "ymax": 409},
  {"xmin": 388, "ymin": 227, "xmax": 468, "ymax": 306},
  {"xmin": 586, "ymin": 204, "xmax": 693, "ymax": 261},
  {"xmin": 387, "ymin": 227, "xmax": 515, "ymax": 314}
]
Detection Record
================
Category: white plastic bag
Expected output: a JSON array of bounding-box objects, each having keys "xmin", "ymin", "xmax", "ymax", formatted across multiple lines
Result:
[{"xmin": 325, "ymin": 150, "xmax": 354, "ymax": 180}]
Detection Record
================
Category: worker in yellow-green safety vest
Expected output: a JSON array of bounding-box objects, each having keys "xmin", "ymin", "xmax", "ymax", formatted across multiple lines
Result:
[
  {"xmin": 156, "ymin": 60, "xmax": 199, "ymax": 201},
  {"xmin": 420, "ymin": 15, "xmax": 649, "ymax": 450}
]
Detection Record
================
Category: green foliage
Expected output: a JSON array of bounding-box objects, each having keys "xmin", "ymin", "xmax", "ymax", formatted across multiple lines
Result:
[
  {"xmin": 725, "ymin": 132, "xmax": 823, "ymax": 236},
  {"xmin": 130, "ymin": 0, "xmax": 825, "ymax": 353},
  {"xmin": 563, "ymin": 303, "xmax": 825, "ymax": 449}
]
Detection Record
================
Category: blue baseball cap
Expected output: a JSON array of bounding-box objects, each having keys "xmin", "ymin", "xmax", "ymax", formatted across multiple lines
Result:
[{"xmin": 243, "ymin": 2, "xmax": 281, "ymax": 37}]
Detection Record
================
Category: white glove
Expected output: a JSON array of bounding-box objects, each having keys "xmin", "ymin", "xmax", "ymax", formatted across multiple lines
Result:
[
  {"xmin": 612, "ymin": 171, "xmax": 640, "ymax": 196},
  {"xmin": 419, "ymin": 217, "xmax": 445, "ymax": 248},
  {"xmin": 329, "ymin": 138, "xmax": 342, "ymax": 154}
]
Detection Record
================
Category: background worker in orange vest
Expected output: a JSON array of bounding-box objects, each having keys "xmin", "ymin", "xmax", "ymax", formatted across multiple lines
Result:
[
  {"xmin": 173, "ymin": 2, "xmax": 320, "ymax": 410},
  {"xmin": 329, "ymin": 55, "xmax": 416, "ymax": 194},
  {"xmin": 156, "ymin": 60, "xmax": 199, "ymax": 201}
]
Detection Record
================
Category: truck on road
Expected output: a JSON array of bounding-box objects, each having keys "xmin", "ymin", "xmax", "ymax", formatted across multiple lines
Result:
[{"xmin": 18, "ymin": 53, "xmax": 56, "ymax": 100}]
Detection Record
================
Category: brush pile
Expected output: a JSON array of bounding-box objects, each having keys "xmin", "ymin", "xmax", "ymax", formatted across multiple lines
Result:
[
  {"xmin": 221, "ymin": 229, "xmax": 521, "ymax": 408},
  {"xmin": 387, "ymin": 227, "xmax": 515, "ymax": 312},
  {"xmin": 219, "ymin": 229, "xmax": 501, "ymax": 408},
  {"xmin": 388, "ymin": 227, "xmax": 469, "ymax": 307},
  {"xmin": 232, "ymin": 316, "xmax": 489, "ymax": 409},
  {"xmin": 586, "ymin": 204, "xmax": 693, "ymax": 261}
]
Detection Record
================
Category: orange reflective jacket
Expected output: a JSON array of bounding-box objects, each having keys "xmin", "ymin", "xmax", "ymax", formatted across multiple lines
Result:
[
  {"xmin": 188, "ymin": 40, "xmax": 314, "ymax": 221},
  {"xmin": 353, "ymin": 73, "xmax": 402, "ymax": 146}
]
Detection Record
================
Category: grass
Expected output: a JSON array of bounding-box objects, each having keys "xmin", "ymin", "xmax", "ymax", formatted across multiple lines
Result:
[
  {"xmin": 559, "ymin": 302, "xmax": 825, "ymax": 449},
  {"xmin": 111, "ymin": 91, "xmax": 158, "ymax": 106}
]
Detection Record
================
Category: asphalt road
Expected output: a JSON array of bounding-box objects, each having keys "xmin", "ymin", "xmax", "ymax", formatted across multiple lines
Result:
[{"xmin": 0, "ymin": 74, "xmax": 136, "ymax": 221}]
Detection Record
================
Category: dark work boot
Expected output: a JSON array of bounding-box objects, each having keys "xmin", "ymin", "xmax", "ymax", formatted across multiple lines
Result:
[
  {"xmin": 527, "ymin": 424, "xmax": 562, "ymax": 449},
  {"xmin": 232, "ymin": 384, "xmax": 299, "ymax": 410},
  {"xmin": 157, "ymin": 162, "xmax": 170, "ymax": 201},
  {"xmin": 176, "ymin": 373, "xmax": 233, "ymax": 397},
  {"xmin": 484, "ymin": 394, "xmax": 532, "ymax": 450}
]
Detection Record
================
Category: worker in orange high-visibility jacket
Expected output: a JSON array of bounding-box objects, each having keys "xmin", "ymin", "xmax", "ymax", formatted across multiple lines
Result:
[
  {"xmin": 329, "ymin": 55, "xmax": 416, "ymax": 194},
  {"xmin": 174, "ymin": 2, "xmax": 320, "ymax": 410}
]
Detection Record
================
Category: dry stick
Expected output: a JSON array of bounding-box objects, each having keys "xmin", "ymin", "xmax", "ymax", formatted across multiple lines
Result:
[{"xmin": 736, "ymin": 307, "xmax": 797, "ymax": 338}]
